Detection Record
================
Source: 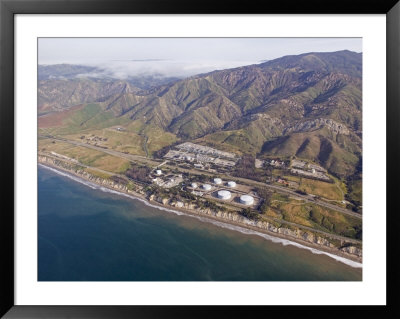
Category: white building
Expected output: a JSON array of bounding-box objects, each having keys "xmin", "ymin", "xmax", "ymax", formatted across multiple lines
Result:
[
  {"xmin": 240, "ymin": 195, "xmax": 254, "ymax": 205},
  {"xmin": 217, "ymin": 190, "xmax": 231, "ymax": 200},
  {"xmin": 227, "ymin": 181, "xmax": 236, "ymax": 188},
  {"xmin": 156, "ymin": 169, "xmax": 162, "ymax": 175}
]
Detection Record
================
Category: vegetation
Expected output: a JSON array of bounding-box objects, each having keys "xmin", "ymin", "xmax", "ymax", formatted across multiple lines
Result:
[
  {"xmin": 233, "ymin": 155, "xmax": 269, "ymax": 182},
  {"xmin": 267, "ymin": 199, "xmax": 362, "ymax": 240},
  {"xmin": 239, "ymin": 208, "xmax": 261, "ymax": 221},
  {"xmin": 38, "ymin": 139, "xmax": 131, "ymax": 173},
  {"xmin": 345, "ymin": 159, "xmax": 362, "ymax": 212},
  {"xmin": 84, "ymin": 168, "xmax": 112, "ymax": 179},
  {"xmin": 255, "ymin": 187, "xmax": 273, "ymax": 214},
  {"xmin": 110, "ymin": 175, "xmax": 128, "ymax": 185},
  {"xmin": 295, "ymin": 189, "xmax": 308, "ymax": 195},
  {"xmin": 125, "ymin": 164, "xmax": 152, "ymax": 183}
]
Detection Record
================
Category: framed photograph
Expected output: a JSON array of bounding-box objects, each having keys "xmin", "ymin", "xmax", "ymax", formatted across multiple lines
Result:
[{"xmin": 1, "ymin": 0, "xmax": 398, "ymax": 317}]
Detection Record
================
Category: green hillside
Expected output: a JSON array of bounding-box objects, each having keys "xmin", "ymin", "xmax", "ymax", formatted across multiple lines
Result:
[{"xmin": 38, "ymin": 50, "xmax": 362, "ymax": 179}]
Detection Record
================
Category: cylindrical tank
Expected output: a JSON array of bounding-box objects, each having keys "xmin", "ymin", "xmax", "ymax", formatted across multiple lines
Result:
[
  {"xmin": 213, "ymin": 178, "xmax": 222, "ymax": 185},
  {"xmin": 217, "ymin": 190, "xmax": 231, "ymax": 200},
  {"xmin": 240, "ymin": 195, "xmax": 254, "ymax": 205},
  {"xmin": 156, "ymin": 169, "xmax": 162, "ymax": 175},
  {"xmin": 202, "ymin": 184, "xmax": 212, "ymax": 191},
  {"xmin": 227, "ymin": 181, "xmax": 236, "ymax": 188},
  {"xmin": 191, "ymin": 182, "xmax": 198, "ymax": 189}
]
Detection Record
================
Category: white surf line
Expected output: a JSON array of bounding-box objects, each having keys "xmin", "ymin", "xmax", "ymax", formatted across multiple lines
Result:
[{"xmin": 39, "ymin": 164, "xmax": 362, "ymax": 269}]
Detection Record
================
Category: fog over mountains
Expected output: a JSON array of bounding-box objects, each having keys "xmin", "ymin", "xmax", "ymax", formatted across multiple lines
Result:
[{"xmin": 38, "ymin": 50, "xmax": 362, "ymax": 178}]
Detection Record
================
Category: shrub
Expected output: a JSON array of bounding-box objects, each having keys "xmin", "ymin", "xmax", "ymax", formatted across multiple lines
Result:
[{"xmin": 125, "ymin": 164, "xmax": 151, "ymax": 183}]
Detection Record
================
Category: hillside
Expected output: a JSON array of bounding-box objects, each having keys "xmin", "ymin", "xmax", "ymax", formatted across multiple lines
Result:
[{"xmin": 38, "ymin": 50, "xmax": 362, "ymax": 178}]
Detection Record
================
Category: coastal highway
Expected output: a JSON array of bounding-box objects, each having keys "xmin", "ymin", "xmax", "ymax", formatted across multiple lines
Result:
[{"xmin": 39, "ymin": 135, "xmax": 361, "ymax": 219}]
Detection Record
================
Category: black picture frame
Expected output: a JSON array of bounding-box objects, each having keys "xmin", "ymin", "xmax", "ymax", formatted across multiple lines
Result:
[{"xmin": 1, "ymin": 0, "xmax": 399, "ymax": 318}]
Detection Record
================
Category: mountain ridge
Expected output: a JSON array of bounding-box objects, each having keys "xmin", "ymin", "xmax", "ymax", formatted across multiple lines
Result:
[{"xmin": 38, "ymin": 50, "xmax": 362, "ymax": 178}]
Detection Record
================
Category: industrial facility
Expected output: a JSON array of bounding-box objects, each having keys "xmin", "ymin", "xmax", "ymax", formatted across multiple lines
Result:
[{"xmin": 151, "ymin": 167, "xmax": 260, "ymax": 210}]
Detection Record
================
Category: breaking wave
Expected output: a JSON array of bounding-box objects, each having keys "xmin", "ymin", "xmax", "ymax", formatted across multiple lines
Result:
[{"xmin": 39, "ymin": 164, "xmax": 362, "ymax": 269}]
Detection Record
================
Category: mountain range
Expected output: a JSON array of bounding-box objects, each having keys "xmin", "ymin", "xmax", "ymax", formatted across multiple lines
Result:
[{"xmin": 38, "ymin": 50, "xmax": 362, "ymax": 178}]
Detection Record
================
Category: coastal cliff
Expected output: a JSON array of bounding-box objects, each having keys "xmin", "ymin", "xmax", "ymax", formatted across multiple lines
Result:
[{"xmin": 38, "ymin": 154, "xmax": 362, "ymax": 261}]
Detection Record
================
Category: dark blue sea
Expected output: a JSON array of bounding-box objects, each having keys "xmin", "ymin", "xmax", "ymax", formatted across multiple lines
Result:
[{"xmin": 38, "ymin": 165, "xmax": 362, "ymax": 281}]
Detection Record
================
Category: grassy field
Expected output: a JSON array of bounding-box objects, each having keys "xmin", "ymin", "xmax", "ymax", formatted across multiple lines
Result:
[
  {"xmin": 84, "ymin": 168, "xmax": 113, "ymax": 179},
  {"xmin": 61, "ymin": 123, "xmax": 178, "ymax": 157},
  {"xmin": 295, "ymin": 176, "xmax": 343, "ymax": 201},
  {"xmin": 38, "ymin": 103, "xmax": 132, "ymax": 136},
  {"xmin": 347, "ymin": 178, "xmax": 362, "ymax": 206},
  {"xmin": 268, "ymin": 166, "xmax": 344, "ymax": 201},
  {"xmin": 40, "ymin": 107, "xmax": 179, "ymax": 157},
  {"xmin": 143, "ymin": 125, "xmax": 178, "ymax": 156},
  {"xmin": 125, "ymin": 120, "xmax": 178, "ymax": 155},
  {"xmin": 266, "ymin": 197, "xmax": 361, "ymax": 239},
  {"xmin": 39, "ymin": 139, "xmax": 131, "ymax": 174},
  {"xmin": 195, "ymin": 130, "xmax": 257, "ymax": 155},
  {"xmin": 65, "ymin": 129, "xmax": 146, "ymax": 156},
  {"xmin": 271, "ymin": 192, "xmax": 291, "ymax": 202}
]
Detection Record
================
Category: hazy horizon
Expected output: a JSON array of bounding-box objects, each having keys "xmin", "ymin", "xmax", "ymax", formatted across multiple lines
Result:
[{"xmin": 39, "ymin": 38, "xmax": 362, "ymax": 78}]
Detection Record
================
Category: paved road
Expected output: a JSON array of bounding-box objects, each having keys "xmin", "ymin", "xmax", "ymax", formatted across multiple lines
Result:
[{"xmin": 40, "ymin": 135, "xmax": 361, "ymax": 219}]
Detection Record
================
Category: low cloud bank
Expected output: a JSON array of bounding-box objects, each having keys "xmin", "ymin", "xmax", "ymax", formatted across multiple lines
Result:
[{"xmin": 41, "ymin": 59, "xmax": 260, "ymax": 80}]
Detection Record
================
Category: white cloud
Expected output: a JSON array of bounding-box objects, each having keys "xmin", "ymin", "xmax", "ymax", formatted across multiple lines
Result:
[{"xmin": 38, "ymin": 38, "xmax": 362, "ymax": 78}]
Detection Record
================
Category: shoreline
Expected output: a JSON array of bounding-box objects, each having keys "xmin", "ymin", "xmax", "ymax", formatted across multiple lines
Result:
[{"xmin": 38, "ymin": 160, "xmax": 362, "ymax": 268}]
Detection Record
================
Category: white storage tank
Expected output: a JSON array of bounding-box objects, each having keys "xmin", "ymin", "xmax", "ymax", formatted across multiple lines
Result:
[
  {"xmin": 240, "ymin": 195, "xmax": 254, "ymax": 205},
  {"xmin": 191, "ymin": 182, "xmax": 198, "ymax": 189},
  {"xmin": 213, "ymin": 178, "xmax": 222, "ymax": 185},
  {"xmin": 227, "ymin": 181, "xmax": 236, "ymax": 188},
  {"xmin": 202, "ymin": 184, "xmax": 212, "ymax": 191},
  {"xmin": 156, "ymin": 169, "xmax": 162, "ymax": 175},
  {"xmin": 217, "ymin": 190, "xmax": 231, "ymax": 200}
]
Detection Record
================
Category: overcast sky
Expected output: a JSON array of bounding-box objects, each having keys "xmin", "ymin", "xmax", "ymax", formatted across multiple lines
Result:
[{"xmin": 38, "ymin": 38, "xmax": 362, "ymax": 78}]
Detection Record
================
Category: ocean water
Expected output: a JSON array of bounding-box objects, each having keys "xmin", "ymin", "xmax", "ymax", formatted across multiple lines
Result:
[{"xmin": 38, "ymin": 165, "xmax": 362, "ymax": 281}]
